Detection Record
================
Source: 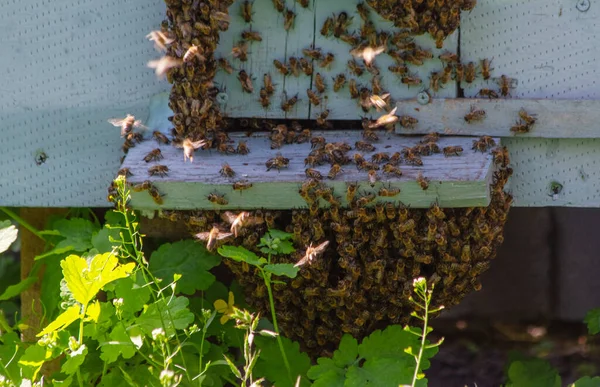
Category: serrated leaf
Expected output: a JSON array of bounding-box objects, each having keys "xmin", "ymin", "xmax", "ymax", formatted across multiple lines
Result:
[
  {"xmin": 149, "ymin": 240, "xmax": 220, "ymax": 294},
  {"xmin": 584, "ymin": 308, "xmax": 600, "ymax": 335},
  {"xmin": 48, "ymin": 218, "xmax": 99, "ymax": 256},
  {"xmin": 218, "ymin": 245, "xmax": 265, "ymax": 266},
  {"xmin": 40, "ymin": 254, "xmax": 64, "ymax": 320},
  {"xmin": 91, "ymin": 227, "xmax": 120, "ymax": 254},
  {"xmin": 61, "ymin": 253, "xmax": 135, "ymax": 306},
  {"xmin": 346, "ymin": 357, "xmax": 414, "ymax": 387},
  {"xmin": 332, "ymin": 334, "xmax": 358, "ymax": 368},
  {"xmin": 61, "ymin": 345, "xmax": 88, "ymax": 375},
  {"xmin": 359, "ymin": 325, "xmax": 418, "ymax": 360},
  {"xmin": 18, "ymin": 344, "xmax": 54, "ymax": 380},
  {"xmin": 263, "ymin": 264, "xmax": 298, "ymax": 278},
  {"xmin": 505, "ymin": 359, "xmax": 561, "ymax": 387},
  {"xmin": 276, "ymin": 240, "xmax": 295, "ymax": 255},
  {"xmin": 37, "ymin": 305, "xmax": 80, "ymax": 337},
  {"xmin": 0, "ymin": 222, "xmax": 18, "ymax": 254},
  {"xmin": 254, "ymin": 336, "xmax": 311, "ymax": 387},
  {"xmin": 267, "ymin": 230, "xmax": 293, "ymax": 241},
  {"xmin": 136, "ymin": 296, "xmax": 194, "ymax": 337},
  {"xmin": 83, "ymin": 302, "xmax": 116, "ymax": 340},
  {"xmin": 114, "ymin": 272, "xmax": 152, "ymax": 319},
  {"xmin": 0, "ymin": 331, "xmax": 24, "ymax": 382},
  {"xmin": 572, "ymin": 376, "xmax": 600, "ymax": 387},
  {"xmin": 100, "ymin": 324, "xmax": 140, "ymax": 363},
  {"xmin": 0, "ymin": 276, "xmax": 37, "ymax": 301}
]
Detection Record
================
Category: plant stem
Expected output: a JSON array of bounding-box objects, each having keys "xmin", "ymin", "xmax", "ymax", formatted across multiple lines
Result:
[
  {"xmin": 262, "ymin": 269, "xmax": 292, "ymax": 383},
  {"xmin": 0, "ymin": 207, "xmax": 45, "ymax": 241},
  {"xmin": 410, "ymin": 291, "xmax": 430, "ymax": 387}
]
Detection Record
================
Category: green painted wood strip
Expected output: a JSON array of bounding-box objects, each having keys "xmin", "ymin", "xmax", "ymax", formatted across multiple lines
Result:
[
  {"xmin": 121, "ymin": 131, "xmax": 495, "ymax": 210},
  {"xmin": 394, "ymin": 98, "xmax": 600, "ymax": 138}
]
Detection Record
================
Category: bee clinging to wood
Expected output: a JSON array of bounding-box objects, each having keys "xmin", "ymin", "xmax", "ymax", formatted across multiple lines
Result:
[
  {"xmin": 148, "ymin": 165, "xmax": 169, "ymax": 177},
  {"xmin": 233, "ymin": 180, "xmax": 253, "ymax": 191},
  {"xmin": 477, "ymin": 88, "xmax": 499, "ymax": 99},
  {"xmin": 220, "ymin": 163, "xmax": 235, "ymax": 178},
  {"xmin": 153, "ymin": 131, "xmax": 170, "ymax": 145},
  {"xmin": 144, "ymin": 148, "xmax": 163, "ymax": 162},
  {"xmin": 273, "ymin": 59, "xmax": 289, "ymax": 76},
  {"xmin": 464, "ymin": 105, "xmax": 486, "ymax": 123},
  {"xmin": 416, "ymin": 172, "xmax": 430, "ymax": 190},
  {"xmin": 266, "ymin": 153, "xmax": 290, "ymax": 171},
  {"xmin": 481, "ymin": 58, "xmax": 493, "ymax": 80},
  {"xmin": 207, "ymin": 192, "xmax": 228, "ymax": 205},
  {"xmin": 472, "ymin": 136, "xmax": 496, "ymax": 152},
  {"xmin": 443, "ymin": 146, "xmax": 463, "ymax": 157},
  {"xmin": 510, "ymin": 119, "xmax": 530, "ymax": 134},
  {"xmin": 108, "ymin": 115, "xmax": 147, "ymax": 138},
  {"xmin": 284, "ymin": 8, "xmax": 296, "ymax": 31},
  {"xmin": 195, "ymin": 226, "xmax": 234, "ymax": 251},
  {"xmin": 241, "ymin": 1, "xmax": 253, "ymax": 23},
  {"xmin": 498, "ymin": 74, "xmax": 514, "ymax": 97},
  {"xmin": 464, "ymin": 61, "xmax": 477, "ymax": 83},
  {"xmin": 519, "ymin": 108, "xmax": 537, "ymax": 126},
  {"xmin": 307, "ymin": 89, "xmax": 321, "ymax": 106},
  {"xmin": 232, "ymin": 41, "xmax": 249, "ymax": 61},
  {"xmin": 218, "ymin": 57, "xmax": 234, "ymax": 74},
  {"xmin": 399, "ymin": 114, "xmax": 418, "ymax": 129},
  {"xmin": 315, "ymin": 73, "xmax": 326, "ymax": 94},
  {"xmin": 333, "ymin": 74, "xmax": 347, "ymax": 92},
  {"xmin": 281, "ymin": 93, "xmax": 299, "ymax": 112},
  {"xmin": 295, "ymin": 240, "xmax": 330, "ymax": 268},
  {"xmin": 237, "ymin": 70, "xmax": 254, "ymax": 93},
  {"xmin": 241, "ymin": 30, "xmax": 262, "ymax": 42},
  {"xmin": 319, "ymin": 52, "xmax": 335, "ymax": 69}
]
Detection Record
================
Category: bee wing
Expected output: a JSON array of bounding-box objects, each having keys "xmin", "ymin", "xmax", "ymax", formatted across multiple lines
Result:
[
  {"xmin": 220, "ymin": 211, "xmax": 238, "ymax": 224},
  {"xmin": 190, "ymin": 140, "xmax": 207, "ymax": 150},
  {"xmin": 313, "ymin": 240, "xmax": 330, "ymax": 254},
  {"xmin": 132, "ymin": 120, "xmax": 148, "ymax": 130},
  {"xmin": 195, "ymin": 232, "xmax": 211, "ymax": 241},
  {"xmin": 216, "ymin": 232, "xmax": 234, "ymax": 241},
  {"xmin": 107, "ymin": 118, "xmax": 125, "ymax": 127},
  {"xmin": 294, "ymin": 253, "xmax": 310, "ymax": 267}
]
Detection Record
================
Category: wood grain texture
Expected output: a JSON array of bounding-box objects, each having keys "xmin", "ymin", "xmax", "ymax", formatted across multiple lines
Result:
[
  {"xmin": 394, "ymin": 98, "xmax": 600, "ymax": 138},
  {"xmin": 121, "ymin": 131, "xmax": 495, "ymax": 210}
]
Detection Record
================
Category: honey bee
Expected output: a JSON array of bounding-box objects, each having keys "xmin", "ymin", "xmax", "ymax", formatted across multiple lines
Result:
[
  {"xmin": 237, "ymin": 141, "xmax": 249, "ymax": 155},
  {"xmin": 355, "ymin": 140, "xmax": 375, "ymax": 152},
  {"xmin": 347, "ymin": 59, "xmax": 364, "ymax": 77},
  {"xmin": 346, "ymin": 182, "xmax": 358, "ymax": 203},
  {"xmin": 108, "ymin": 114, "xmax": 147, "ymax": 138},
  {"xmin": 491, "ymin": 146, "xmax": 509, "ymax": 168},
  {"xmin": 351, "ymin": 45, "xmax": 385, "ymax": 66},
  {"xmin": 143, "ymin": 148, "xmax": 163, "ymax": 162},
  {"xmin": 362, "ymin": 130, "xmax": 379, "ymax": 142},
  {"xmin": 333, "ymin": 11, "xmax": 351, "ymax": 38},
  {"xmin": 399, "ymin": 115, "xmax": 418, "ymax": 129},
  {"xmin": 454, "ymin": 63, "xmax": 464, "ymax": 82},
  {"xmin": 401, "ymin": 74, "xmax": 422, "ymax": 87},
  {"xmin": 273, "ymin": 59, "xmax": 289, "ymax": 76},
  {"xmin": 241, "ymin": 29, "xmax": 262, "ymax": 42},
  {"xmin": 443, "ymin": 145, "xmax": 463, "ymax": 157},
  {"xmin": 388, "ymin": 152, "xmax": 402, "ymax": 165},
  {"xmin": 232, "ymin": 180, "xmax": 253, "ymax": 191},
  {"xmin": 498, "ymin": 74, "xmax": 513, "ymax": 97},
  {"xmin": 217, "ymin": 57, "xmax": 234, "ymax": 74},
  {"xmin": 464, "ymin": 62, "xmax": 477, "ymax": 83},
  {"xmin": 356, "ymin": 193, "xmax": 376, "ymax": 207},
  {"xmin": 510, "ymin": 119, "xmax": 530, "ymax": 134},
  {"xmin": 266, "ymin": 153, "xmax": 290, "ymax": 171},
  {"xmin": 148, "ymin": 165, "xmax": 169, "ymax": 177},
  {"xmin": 403, "ymin": 150, "xmax": 423, "ymax": 166},
  {"xmin": 283, "ymin": 8, "xmax": 296, "ymax": 31},
  {"xmin": 147, "ymin": 56, "xmax": 183, "ymax": 79},
  {"xmin": 369, "ymin": 107, "xmax": 399, "ymax": 130},
  {"xmin": 148, "ymin": 186, "xmax": 164, "ymax": 205},
  {"xmin": 241, "ymin": 0, "xmax": 253, "ymax": 22},
  {"xmin": 306, "ymin": 89, "xmax": 321, "ymax": 106},
  {"xmin": 195, "ymin": 226, "xmax": 234, "ymax": 251},
  {"xmin": 371, "ymin": 152, "xmax": 390, "ymax": 163},
  {"xmin": 333, "ymin": 74, "xmax": 346, "ymax": 92},
  {"xmin": 305, "ymin": 168, "xmax": 323, "ymax": 180},
  {"xmin": 369, "ymin": 93, "xmax": 390, "ymax": 112},
  {"xmin": 296, "ymin": 0, "xmax": 309, "ymax": 8},
  {"xmin": 388, "ymin": 64, "xmax": 409, "ymax": 76},
  {"xmin": 378, "ymin": 185, "xmax": 400, "ymax": 197},
  {"xmin": 464, "ymin": 105, "xmax": 486, "ymax": 123},
  {"xmin": 472, "ymin": 135, "xmax": 496, "ymax": 152},
  {"xmin": 149, "ymin": 131, "xmax": 169, "ymax": 145},
  {"xmin": 219, "ymin": 163, "xmax": 235, "ymax": 178},
  {"xmin": 183, "ymin": 45, "xmax": 205, "ymax": 63},
  {"xmin": 237, "ymin": 70, "xmax": 254, "ymax": 93},
  {"xmin": 382, "ymin": 163, "xmax": 403, "ymax": 177},
  {"xmin": 314, "ymin": 73, "xmax": 326, "ymax": 94},
  {"xmin": 481, "ymin": 58, "xmax": 493, "ymax": 80},
  {"xmin": 438, "ymin": 51, "xmax": 459, "ymax": 64},
  {"xmin": 299, "ymin": 58, "xmax": 313, "ymax": 76},
  {"xmin": 518, "ymin": 108, "xmax": 537, "ymax": 126},
  {"xmin": 146, "ymin": 30, "xmax": 175, "ymax": 52},
  {"xmin": 320, "ymin": 16, "xmax": 334, "ymax": 36},
  {"xmin": 310, "ymin": 136, "xmax": 326, "ymax": 150},
  {"xmin": 347, "ymin": 79, "xmax": 359, "ymax": 99},
  {"xmin": 356, "ymin": 2, "xmax": 370, "ymax": 21},
  {"xmin": 477, "ymin": 88, "xmax": 499, "ymax": 99},
  {"xmin": 327, "ymin": 164, "xmax": 342, "ymax": 179},
  {"xmin": 117, "ymin": 167, "xmax": 132, "ymax": 177},
  {"xmin": 272, "ymin": 0, "xmax": 285, "ymax": 12},
  {"xmin": 302, "ymin": 47, "xmax": 322, "ymax": 60},
  {"xmin": 281, "ymin": 93, "xmax": 299, "ymax": 112},
  {"xmin": 416, "ymin": 172, "xmax": 430, "ymax": 190},
  {"xmin": 259, "ymin": 88, "xmax": 271, "ymax": 108},
  {"xmin": 231, "ymin": 41, "xmax": 249, "ymax": 61},
  {"xmin": 207, "ymin": 192, "xmax": 228, "ymax": 205}
]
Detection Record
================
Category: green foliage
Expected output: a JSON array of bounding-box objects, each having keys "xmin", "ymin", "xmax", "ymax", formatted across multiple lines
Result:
[
  {"xmin": 571, "ymin": 376, "xmax": 600, "ymax": 387},
  {"xmin": 584, "ymin": 308, "xmax": 600, "ymax": 335},
  {"xmin": 254, "ymin": 335, "xmax": 311, "ymax": 387},
  {"xmin": 504, "ymin": 358, "xmax": 562, "ymax": 387}
]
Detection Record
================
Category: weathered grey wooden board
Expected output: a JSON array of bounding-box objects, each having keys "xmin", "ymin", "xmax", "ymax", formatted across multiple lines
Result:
[
  {"xmin": 121, "ymin": 132, "xmax": 495, "ymax": 210},
  {"xmin": 394, "ymin": 98, "xmax": 600, "ymax": 138}
]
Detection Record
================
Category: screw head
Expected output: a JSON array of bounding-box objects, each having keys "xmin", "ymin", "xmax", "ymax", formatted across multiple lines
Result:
[
  {"xmin": 417, "ymin": 91, "xmax": 430, "ymax": 105},
  {"xmin": 216, "ymin": 92, "xmax": 229, "ymax": 104},
  {"xmin": 577, "ymin": 0, "xmax": 590, "ymax": 12}
]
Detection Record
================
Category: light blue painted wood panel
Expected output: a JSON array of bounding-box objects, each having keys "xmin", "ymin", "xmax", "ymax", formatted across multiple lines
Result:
[{"xmin": 0, "ymin": 0, "xmax": 169, "ymax": 207}]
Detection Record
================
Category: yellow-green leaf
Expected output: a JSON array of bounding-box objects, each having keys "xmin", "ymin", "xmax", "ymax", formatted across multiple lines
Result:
[
  {"xmin": 61, "ymin": 253, "xmax": 135, "ymax": 306},
  {"xmin": 37, "ymin": 305, "xmax": 80, "ymax": 337},
  {"xmin": 85, "ymin": 301, "xmax": 101, "ymax": 323}
]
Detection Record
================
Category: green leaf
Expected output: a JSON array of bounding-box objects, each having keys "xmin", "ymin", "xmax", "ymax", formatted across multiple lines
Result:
[
  {"xmin": 37, "ymin": 305, "xmax": 80, "ymax": 337},
  {"xmin": 584, "ymin": 308, "xmax": 600, "ymax": 335},
  {"xmin": 40, "ymin": 254, "xmax": 64, "ymax": 320},
  {"xmin": 333, "ymin": 334, "xmax": 359, "ymax": 368},
  {"xmin": 346, "ymin": 357, "xmax": 414, "ymax": 387},
  {"xmin": 0, "ymin": 276, "xmax": 37, "ymax": 301},
  {"xmin": 307, "ymin": 358, "xmax": 346, "ymax": 387},
  {"xmin": 83, "ymin": 302, "xmax": 116, "ymax": 340},
  {"xmin": 572, "ymin": 376, "xmax": 600, "ymax": 387},
  {"xmin": 223, "ymin": 354, "xmax": 242, "ymax": 379},
  {"xmin": 61, "ymin": 344, "xmax": 88, "ymax": 375},
  {"xmin": 267, "ymin": 229, "xmax": 294, "ymax": 241},
  {"xmin": 0, "ymin": 221, "xmax": 18, "ymax": 254},
  {"xmin": 113, "ymin": 272, "xmax": 152, "ymax": 319},
  {"xmin": 218, "ymin": 245, "xmax": 265, "ymax": 266},
  {"xmin": 100, "ymin": 324, "xmax": 141, "ymax": 363},
  {"xmin": 0, "ymin": 331, "xmax": 24, "ymax": 383},
  {"xmin": 91, "ymin": 227, "xmax": 120, "ymax": 254},
  {"xmin": 135, "ymin": 296, "xmax": 194, "ymax": 337},
  {"xmin": 149, "ymin": 240, "xmax": 220, "ymax": 294},
  {"xmin": 37, "ymin": 218, "xmax": 99, "ymax": 259},
  {"xmin": 505, "ymin": 358, "xmax": 561, "ymax": 387},
  {"xmin": 61, "ymin": 253, "xmax": 135, "ymax": 306},
  {"xmin": 276, "ymin": 240, "xmax": 295, "ymax": 254},
  {"xmin": 254, "ymin": 336, "xmax": 311, "ymax": 387},
  {"xmin": 18, "ymin": 344, "xmax": 55, "ymax": 380},
  {"xmin": 263, "ymin": 264, "xmax": 299, "ymax": 278},
  {"xmin": 359, "ymin": 325, "xmax": 419, "ymax": 360}
]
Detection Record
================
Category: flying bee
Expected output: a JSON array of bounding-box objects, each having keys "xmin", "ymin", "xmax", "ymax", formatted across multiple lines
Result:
[
  {"xmin": 399, "ymin": 115, "xmax": 418, "ymax": 129},
  {"xmin": 266, "ymin": 153, "xmax": 290, "ymax": 171},
  {"xmin": 347, "ymin": 59, "xmax": 364, "ymax": 76},
  {"xmin": 477, "ymin": 88, "xmax": 499, "ymax": 99},
  {"xmin": 519, "ymin": 108, "xmax": 537, "ymax": 126},
  {"xmin": 327, "ymin": 164, "xmax": 342, "ymax": 179},
  {"xmin": 281, "ymin": 93, "xmax": 299, "ymax": 112},
  {"xmin": 221, "ymin": 211, "xmax": 250, "ymax": 237},
  {"xmin": 314, "ymin": 73, "xmax": 326, "ymax": 94},
  {"xmin": 369, "ymin": 106, "xmax": 399, "ymax": 130},
  {"xmin": 217, "ymin": 57, "xmax": 234, "ymax": 74},
  {"xmin": 464, "ymin": 105, "xmax": 486, "ymax": 123},
  {"xmin": 195, "ymin": 226, "xmax": 233, "ymax": 251},
  {"xmin": 219, "ymin": 163, "xmax": 235, "ymax": 177},
  {"xmin": 333, "ymin": 74, "xmax": 347, "ymax": 92},
  {"xmin": 144, "ymin": 148, "xmax": 163, "ymax": 162},
  {"xmin": 273, "ymin": 59, "xmax": 289, "ymax": 76},
  {"xmin": 241, "ymin": 29, "xmax": 262, "ymax": 42},
  {"xmin": 510, "ymin": 119, "xmax": 530, "ymax": 134},
  {"xmin": 237, "ymin": 70, "xmax": 253, "ymax": 93},
  {"xmin": 108, "ymin": 114, "xmax": 147, "ymax": 137},
  {"xmin": 241, "ymin": 0, "xmax": 253, "ymax": 22},
  {"xmin": 272, "ymin": 0, "xmax": 285, "ymax": 12},
  {"xmin": 233, "ymin": 180, "xmax": 253, "ymax": 191},
  {"xmin": 416, "ymin": 172, "xmax": 429, "ymax": 190},
  {"xmin": 231, "ymin": 41, "xmax": 249, "ymax": 61},
  {"xmin": 237, "ymin": 141, "xmax": 249, "ymax": 155},
  {"xmin": 379, "ymin": 185, "xmax": 400, "ymax": 197},
  {"xmin": 283, "ymin": 8, "xmax": 295, "ymax": 31},
  {"xmin": 320, "ymin": 52, "xmax": 335, "ymax": 69},
  {"xmin": 306, "ymin": 89, "xmax": 321, "ymax": 106},
  {"xmin": 369, "ymin": 93, "xmax": 390, "ymax": 111},
  {"xmin": 183, "ymin": 45, "xmax": 205, "ymax": 63},
  {"xmin": 299, "ymin": 58, "xmax": 313, "ymax": 75},
  {"xmin": 351, "ymin": 45, "xmax": 385, "ymax": 66},
  {"xmin": 498, "ymin": 74, "xmax": 513, "ymax": 97},
  {"xmin": 481, "ymin": 58, "xmax": 493, "ymax": 80},
  {"xmin": 443, "ymin": 145, "xmax": 464, "ymax": 157},
  {"xmin": 207, "ymin": 192, "xmax": 228, "ymax": 205},
  {"xmin": 464, "ymin": 61, "xmax": 477, "ymax": 83},
  {"xmin": 382, "ymin": 163, "xmax": 403, "ymax": 177},
  {"xmin": 305, "ymin": 168, "xmax": 323, "ymax": 180},
  {"xmin": 174, "ymin": 138, "xmax": 207, "ymax": 163},
  {"xmin": 146, "ymin": 30, "xmax": 175, "ymax": 52},
  {"xmin": 148, "ymin": 165, "xmax": 169, "ymax": 177},
  {"xmin": 147, "ymin": 56, "xmax": 182, "ymax": 79}
]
